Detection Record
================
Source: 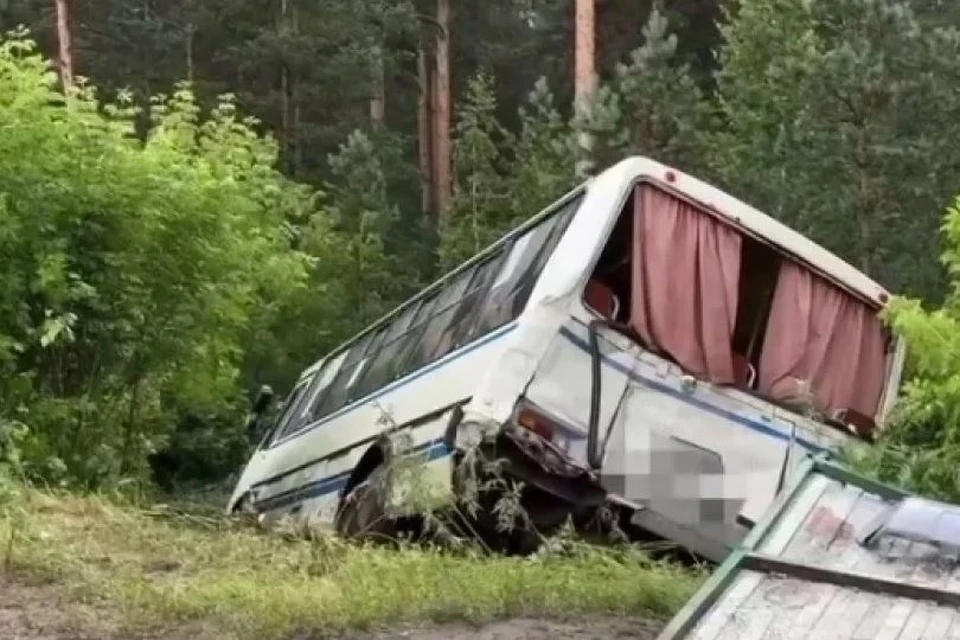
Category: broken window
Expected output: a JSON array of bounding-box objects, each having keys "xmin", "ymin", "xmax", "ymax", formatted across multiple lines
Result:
[
  {"xmin": 271, "ymin": 379, "xmax": 311, "ymax": 439},
  {"xmin": 757, "ymin": 262, "xmax": 890, "ymax": 422},
  {"xmin": 475, "ymin": 195, "xmax": 579, "ymax": 335},
  {"xmin": 584, "ymin": 190, "xmax": 632, "ymax": 324},
  {"xmin": 730, "ymin": 239, "xmax": 781, "ymax": 390},
  {"xmin": 586, "ymin": 181, "xmax": 893, "ymax": 428}
]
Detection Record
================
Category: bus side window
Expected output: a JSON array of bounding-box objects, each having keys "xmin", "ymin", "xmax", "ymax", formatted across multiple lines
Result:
[
  {"xmin": 383, "ymin": 292, "xmax": 439, "ymax": 382},
  {"xmin": 310, "ymin": 329, "xmax": 382, "ymax": 421},
  {"xmin": 402, "ymin": 250, "xmax": 505, "ymax": 372},
  {"xmin": 349, "ymin": 300, "xmax": 422, "ymax": 401},
  {"xmin": 398, "ymin": 268, "xmax": 475, "ymax": 376},
  {"xmin": 285, "ymin": 350, "xmax": 347, "ymax": 434},
  {"xmin": 476, "ymin": 198, "xmax": 578, "ymax": 334},
  {"xmin": 434, "ymin": 249, "xmax": 507, "ymax": 355}
]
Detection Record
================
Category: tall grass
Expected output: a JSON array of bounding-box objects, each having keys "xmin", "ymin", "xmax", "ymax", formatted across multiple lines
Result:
[{"xmin": 0, "ymin": 487, "xmax": 702, "ymax": 639}]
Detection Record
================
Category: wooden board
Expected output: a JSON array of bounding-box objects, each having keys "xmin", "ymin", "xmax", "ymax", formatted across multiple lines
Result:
[{"xmin": 658, "ymin": 456, "xmax": 960, "ymax": 640}]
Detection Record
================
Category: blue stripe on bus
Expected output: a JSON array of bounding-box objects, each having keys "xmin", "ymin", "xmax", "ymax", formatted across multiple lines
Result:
[
  {"xmin": 256, "ymin": 439, "xmax": 454, "ymax": 514},
  {"xmin": 557, "ymin": 325, "xmax": 829, "ymax": 455},
  {"xmin": 267, "ymin": 321, "xmax": 520, "ymax": 450},
  {"xmin": 256, "ymin": 318, "xmax": 832, "ymax": 515}
]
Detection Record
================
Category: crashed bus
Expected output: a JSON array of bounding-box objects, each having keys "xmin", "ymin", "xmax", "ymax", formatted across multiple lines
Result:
[{"xmin": 227, "ymin": 156, "xmax": 905, "ymax": 560}]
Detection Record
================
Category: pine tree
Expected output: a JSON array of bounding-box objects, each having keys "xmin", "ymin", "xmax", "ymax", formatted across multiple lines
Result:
[
  {"xmin": 326, "ymin": 128, "xmax": 424, "ymax": 323},
  {"xmin": 54, "ymin": 0, "xmax": 73, "ymax": 89},
  {"xmin": 434, "ymin": 0, "xmax": 453, "ymax": 222},
  {"xmin": 713, "ymin": 0, "xmax": 960, "ymax": 300},
  {"xmin": 579, "ymin": 8, "xmax": 710, "ymax": 174},
  {"xmin": 439, "ymin": 71, "xmax": 511, "ymax": 270},
  {"xmin": 508, "ymin": 78, "xmax": 576, "ymax": 218},
  {"xmin": 574, "ymin": 0, "xmax": 597, "ymax": 177}
]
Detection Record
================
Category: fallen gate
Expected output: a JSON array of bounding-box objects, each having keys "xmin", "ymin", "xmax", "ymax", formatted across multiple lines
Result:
[{"xmin": 658, "ymin": 454, "xmax": 960, "ymax": 639}]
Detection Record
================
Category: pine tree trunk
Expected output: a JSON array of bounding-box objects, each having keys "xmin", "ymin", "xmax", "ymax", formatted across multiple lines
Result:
[
  {"xmin": 280, "ymin": 0, "xmax": 290, "ymax": 167},
  {"xmin": 418, "ymin": 42, "xmax": 436, "ymax": 215},
  {"xmin": 183, "ymin": 0, "xmax": 195, "ymax": 82},
  {"xmin": 290, "ymin": 1, "xmax": 302, "ymax": 175},
  {"xmin": 54, "ymin": 0, "xmax": 74, "ymax": 91},
  {"xmin": 277, "ymin": 0, "xmax": 301, "ymax": 175},
  {"xmin": 574, "ymin": 0, "xmax": 597, "ymax": 178},
  {"xmin": 434, "ymin": 0, "xmax": 453, "ymax": 227},
  {"xmin": 185, "ymin": 22, "xmax": 194, "ymax": 83},
  {"xmin": 431, "ymin": 60, "xmax": 441, "ymax": 212},
  {"xmin": 370, "ymin": 45, "xmax": 386, "ymax": 125}
]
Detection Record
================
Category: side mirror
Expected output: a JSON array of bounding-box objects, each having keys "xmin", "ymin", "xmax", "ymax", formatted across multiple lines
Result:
[{"xmin": 252, "ymin": 385, "xmax": 275, "ymax": 415}]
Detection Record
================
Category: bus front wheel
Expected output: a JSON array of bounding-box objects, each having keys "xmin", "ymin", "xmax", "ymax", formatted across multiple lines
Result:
[{"xmin": 334, "ymin": 465, "xmax": 396, "ymax": 542}]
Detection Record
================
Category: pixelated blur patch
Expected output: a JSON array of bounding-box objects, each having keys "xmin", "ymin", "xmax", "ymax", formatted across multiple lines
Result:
[{"xmin": 601, "ymin": 429, "xmax": 745, "ymax": 526}]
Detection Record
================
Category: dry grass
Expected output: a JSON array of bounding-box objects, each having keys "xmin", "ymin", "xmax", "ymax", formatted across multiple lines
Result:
[{"xmin": 0, "ymin": 487, "xmax": 703, "ymax": 639}]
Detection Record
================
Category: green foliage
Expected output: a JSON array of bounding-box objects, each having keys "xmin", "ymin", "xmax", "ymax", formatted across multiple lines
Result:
[
  {"xmin": 0, "ymin": 34, "xmax": 311, "ymax": 486},
  {"xmin": 580, "ymin": 9, "xmax": 710, "ymax": 174},
  {"xmin": 508, "ymin": 78, "xmax": 578, "ymax": 219},
  {"xmin": 441, "ymin": 72, "xmax": 578, "ymax": 272},
  {"xmin": 328, "ymin": 126, "xmax": 431, "ymax": 284},
  {"xmin": 712, "ymin": 0, "xmax": 960, "ymax": 300},
  {"xmin": 243, "ymin": 125, "xmax": 428, "ymax": 394},
  {"xmin": 147, "ymin": 410, "xmax": 254, "ymax": 491},
  {"xmin": 309, "ymin": 128, "xmax": 410, "ymax": 337},
  {"xmin": 848, "ymin": 193, "xmax": 960, "ymax": 502},
  {"xmin": 440, "ymin": 72, "xmax": 514, "ymax": 270}
]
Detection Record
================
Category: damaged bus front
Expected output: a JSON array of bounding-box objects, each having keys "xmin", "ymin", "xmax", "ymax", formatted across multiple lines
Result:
[{"xmin": 229, "ymin": 157, "xmax": 904, "ymax": 560}]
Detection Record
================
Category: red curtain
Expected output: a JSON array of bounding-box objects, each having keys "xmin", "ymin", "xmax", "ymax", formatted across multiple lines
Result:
[
  {"xmin": 757, "ymin": 262, "xmax": 888, "ymax": 418},
  {"xmin": 630, "ymin": 185, "xmax": 742, "ymax": 384}
]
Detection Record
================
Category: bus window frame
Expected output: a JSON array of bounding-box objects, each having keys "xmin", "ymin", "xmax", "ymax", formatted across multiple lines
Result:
[
  {"xmin": 265, "ymin": 372, "xmax": 318, "ymax": 447},
  {"xmin": 266, "ymin": 186, "xmax": 587, "ymax": 448}
]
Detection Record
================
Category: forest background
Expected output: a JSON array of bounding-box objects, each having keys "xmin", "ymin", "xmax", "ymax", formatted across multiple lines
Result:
[{"xmin": 3, "ymin": 0, "xmax": 960, "ymax": 504}]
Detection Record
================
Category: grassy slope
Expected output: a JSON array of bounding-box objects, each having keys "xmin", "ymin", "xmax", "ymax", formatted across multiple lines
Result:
[{"xmin": 0, "ymin": 488, "xmax": 703, "ymax": 639}]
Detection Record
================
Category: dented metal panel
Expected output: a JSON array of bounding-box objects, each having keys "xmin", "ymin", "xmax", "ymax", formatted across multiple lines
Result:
[
  {"xmin": 522, "ymin": 311, "xmax": 852, "ymax": 562},
  {"xmin": 658, "ymin": 456, "xmax": 960, "ymax": 639}
]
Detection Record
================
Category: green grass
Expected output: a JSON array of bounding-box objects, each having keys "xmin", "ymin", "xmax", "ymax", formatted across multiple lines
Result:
[{"xmin": 0, "ymin": 488, "xmax": 704, "ymax": 639}]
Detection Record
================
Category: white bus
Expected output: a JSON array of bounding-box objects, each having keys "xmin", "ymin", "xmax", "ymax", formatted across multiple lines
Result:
[{"xmin": 228, "ymin": 156, "xmax": 905, "ymax": 560}]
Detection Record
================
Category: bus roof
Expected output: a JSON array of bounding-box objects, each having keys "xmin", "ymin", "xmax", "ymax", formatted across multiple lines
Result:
[{"xmin": 617, "ymin": 156, "xmax": 891, "ymax": 308}]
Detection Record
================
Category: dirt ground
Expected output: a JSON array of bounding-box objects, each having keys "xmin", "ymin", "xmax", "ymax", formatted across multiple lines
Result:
[
  {"xmin": 1, "ymin": 577, "xmax": 662, "ymax": 640},
  {"xmin": 354, "ymin": 617, "xmax": 662, "ymax": 640},
  {"xmin": 1, "ymin": 577, "xmax": 107, "ymax": 640}
]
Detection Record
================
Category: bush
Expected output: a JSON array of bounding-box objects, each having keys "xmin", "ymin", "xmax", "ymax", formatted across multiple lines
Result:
[
  {"xmin": 849, "ymin": 194, "xmax": 960, "ymax": 502},
  {"xmin": 0, "ymin": 33, "xmax": 312, "ymax": 487}
]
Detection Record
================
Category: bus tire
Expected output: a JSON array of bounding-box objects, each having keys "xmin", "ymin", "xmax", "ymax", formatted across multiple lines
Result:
[
  {"xmin": 231, "ymin": 492, "xmax": 259, "ymax": 525},
  {"xmin": 334, "ymin": 464, "xmax": 396, "ymax": 542}
]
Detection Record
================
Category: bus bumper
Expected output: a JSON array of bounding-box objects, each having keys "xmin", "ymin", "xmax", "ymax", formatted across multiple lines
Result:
[{"xmin": 450, "ymin": 419, "xmax": 608, "ymax": 534}]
